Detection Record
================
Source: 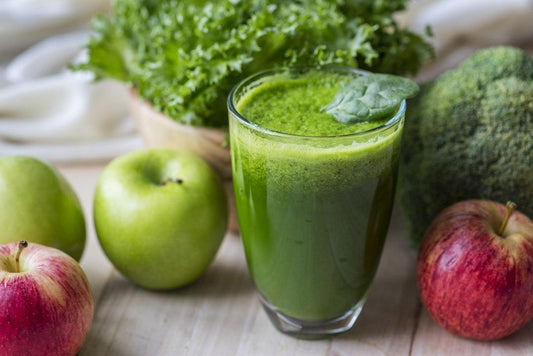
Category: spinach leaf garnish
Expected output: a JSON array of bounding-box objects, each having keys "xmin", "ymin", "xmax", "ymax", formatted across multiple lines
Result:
[{"xmin": 323, "ymin": 74, "xmax": 419, "ymax": 124}]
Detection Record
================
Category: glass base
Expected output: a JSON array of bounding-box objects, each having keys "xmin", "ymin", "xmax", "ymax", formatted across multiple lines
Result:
[{"xmin": 258, "ymin": 294, "xmax": 365, "ymax": 339}]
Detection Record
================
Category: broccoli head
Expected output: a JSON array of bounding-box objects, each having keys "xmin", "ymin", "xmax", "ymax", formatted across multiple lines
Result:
[{"xmin": 398, "ymin": 46, "xmax": 533, "ymax": 247}]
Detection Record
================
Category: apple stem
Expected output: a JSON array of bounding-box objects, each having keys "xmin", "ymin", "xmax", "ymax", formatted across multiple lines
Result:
[
  {"xmin": 15, "ymin": 240, "xmax": 28, "ymax": 273},
  {"xmin": 498, "ymin": 201, "xmax": 517, "ymax": 236},
  {"xmin": 161, "ymin": 178, "xmax": 184, "ymax": 185}
]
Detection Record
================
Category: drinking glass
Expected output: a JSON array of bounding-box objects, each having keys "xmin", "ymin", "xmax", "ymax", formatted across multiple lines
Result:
[{"xmin": 228, "ymin": 66, "xmax": 405, "ymax": 338}]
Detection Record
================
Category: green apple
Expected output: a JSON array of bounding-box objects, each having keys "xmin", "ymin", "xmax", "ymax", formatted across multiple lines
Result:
[
  {"xmin": 93, "ymin": 148, "xmax": 228, "ymax": 290},
  {"xmin": 0, "ymin": 156, "xmax": 86, "ymax": 260}
]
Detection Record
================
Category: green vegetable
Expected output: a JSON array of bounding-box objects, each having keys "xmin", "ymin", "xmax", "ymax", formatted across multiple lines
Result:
[
  {"xmin": 76, "ymin": 0, "xmax": 433, "ymax": 127},
  {"xmin": 398, "ymin": 46, "xmax": 533, "ymax": 247},
  {"xmin": 323, "ymin": 74, "xmax": 419, "ymax": 123}
]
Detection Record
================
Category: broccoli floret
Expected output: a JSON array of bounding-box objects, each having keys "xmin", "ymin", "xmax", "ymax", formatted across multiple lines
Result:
[{"xmin": 398, "ymin": 46, "xmax": 533, "ymax": 247}]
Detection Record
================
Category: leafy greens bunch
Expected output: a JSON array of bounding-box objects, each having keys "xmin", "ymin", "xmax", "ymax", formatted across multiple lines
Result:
[{"xmin": 78, "ymin": 0, "xmax": 432, "ymax": 127}]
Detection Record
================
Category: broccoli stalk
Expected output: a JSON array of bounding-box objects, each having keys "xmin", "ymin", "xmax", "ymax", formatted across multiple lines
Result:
[{"xmin": 399, "ymin": 46, "xmax": 533, "ymax": 247}]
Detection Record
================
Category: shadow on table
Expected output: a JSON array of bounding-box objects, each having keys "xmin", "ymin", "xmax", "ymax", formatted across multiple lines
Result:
[
  {"xmin": 98, "ymin": 258, "xmax": 254, "ymax": 301},
  {"xmin": 173, "ymin": 258, "xmax": 255, "ymax": 299},
  {"xmin": 490, "ymin": 320, "xmax": 533, "ymax": 350},
  {"xmin": 339, "ymin": 272, "xmax": 419, "ymax": 341},
  {"xmin": 80, "ymin": 248, "xmax": 256, "ymax": 356}
]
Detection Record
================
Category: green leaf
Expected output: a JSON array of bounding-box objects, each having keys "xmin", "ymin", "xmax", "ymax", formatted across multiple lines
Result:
[
  {"xmin": 323, "ymin": 74, "xmax": 419, "ymax": 124},
  {"xmin": 73, "ymin": 0, "xmax": 432, "ymax": 128}
]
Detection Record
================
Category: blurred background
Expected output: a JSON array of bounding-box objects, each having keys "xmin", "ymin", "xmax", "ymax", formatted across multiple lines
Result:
[{"xmin": 1, "ymin": 0, "xmax": 532, "ymax": 163}]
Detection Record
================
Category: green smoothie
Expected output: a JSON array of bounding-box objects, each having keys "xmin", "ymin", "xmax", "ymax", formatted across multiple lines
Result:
[{"xmin": 229, "ymin": 67, "xmax": 404, "ymax": 321}]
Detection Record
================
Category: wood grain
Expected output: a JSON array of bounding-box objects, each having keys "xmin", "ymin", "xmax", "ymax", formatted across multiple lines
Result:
[
  {"xmin": 57, "ymin": 164, "xmax": 532, "ymax": 356},
  {"xmin": 412, "ymin": 309, "xmax": 533, "ymax": 356}
]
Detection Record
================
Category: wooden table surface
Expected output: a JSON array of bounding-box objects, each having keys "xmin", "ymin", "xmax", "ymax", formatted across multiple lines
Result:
[{"xmin": 58, "ymin": 162, "xmax": 533, "ymax": 356}]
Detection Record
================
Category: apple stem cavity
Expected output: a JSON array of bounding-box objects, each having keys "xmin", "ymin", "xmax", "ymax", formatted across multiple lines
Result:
[
  {"xmin": 161, "ymin": 177, "xmax": 184, "ymax": 186},
  {"xmin": 15, "ymin": 240, "xmax": 28, "ymax": 273},
  {"xmin": 498, "ymin": 201, "xmax": 517, "ymax": 236}
]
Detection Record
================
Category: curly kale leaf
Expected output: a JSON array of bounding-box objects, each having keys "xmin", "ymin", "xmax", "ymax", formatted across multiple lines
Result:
[{"xmin": 76, "ymin": 0, "xmax": 433, "ymax": 127}]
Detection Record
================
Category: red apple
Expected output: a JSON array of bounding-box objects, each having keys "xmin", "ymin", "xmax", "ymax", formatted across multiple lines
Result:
[
  {"xmin": 417, "ymin": 200, "xmax": 533, "ymax": 340},
  {"xmin": 0, "ymin": 241, "xmax": 94, "ymax": 355}
]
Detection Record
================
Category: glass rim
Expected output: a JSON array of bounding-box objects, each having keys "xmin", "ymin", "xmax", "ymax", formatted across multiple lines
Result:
[{"xmin": 227, "ymin": 65, "xmax": 406, "ymax": 139}]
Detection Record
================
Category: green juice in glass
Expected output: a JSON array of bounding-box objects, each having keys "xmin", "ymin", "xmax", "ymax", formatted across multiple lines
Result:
[{"xmin": 228, "ymin": 67, "xmax": 404, "ymax": 337}]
